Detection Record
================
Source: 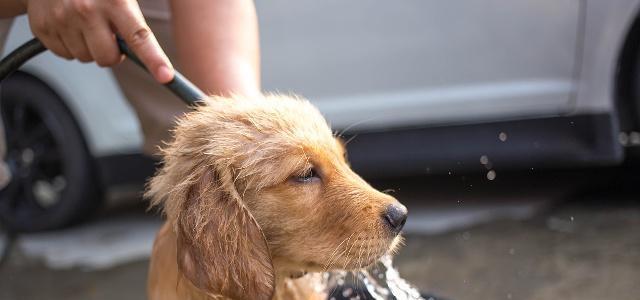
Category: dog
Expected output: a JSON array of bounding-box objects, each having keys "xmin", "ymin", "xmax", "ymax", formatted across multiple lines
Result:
[{"xmin": 146, "ymin": 94, "xmax": 408, "ymax": 300}]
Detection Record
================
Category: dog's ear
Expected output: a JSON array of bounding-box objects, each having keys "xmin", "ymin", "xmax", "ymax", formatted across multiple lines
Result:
[{"xmin": 176, "ymin": 168, "xmax": 275, "ymax": 300}]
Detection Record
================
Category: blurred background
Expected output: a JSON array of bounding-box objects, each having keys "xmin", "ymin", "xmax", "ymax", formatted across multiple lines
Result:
[{"xmin": 1, "ymin": 1, "xmax": 640, "ymax": 299}]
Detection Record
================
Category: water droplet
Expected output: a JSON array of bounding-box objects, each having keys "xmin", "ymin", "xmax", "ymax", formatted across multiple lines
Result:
[
  {"xmin": 53, "ymin": 176, "xmax": 67, "ymax": 190},
  {"xmin": 462, "ymin": 231, "xmax": 471, "ymax": 240},
  {"xmin": 21, "ymin": 148, "xmax": 35, "ymax": 164},
  {"xmin": 480, "ymin": 155, "xmax": 489, "ymax": 165},
  {"xmin": 631, "ymin": 132, "xmax": 640, "ymax": 145},
  {"xmin": 499, "ymin": 132, "xmax": 508, "ymax": 142},
  {"xmin": 570, "ymin": 216, "xmax": 574, "ymax": 222},
  {"xmin": 619, "ymin": 132, "xmax": 630, "ymax": 146},
  {"xmin": 448, "ymin": 170, "xmax": 453, "ymax": 175},
  {"xmin": 487, "ymin": 170, "xmax": 497, "ymax": 181},
  {"xmin": 507, "ymin": 293, "xmax": 513, "ymax": 299},
  {"xmin": 509, "ymin": 248, "xmax": 515, "ymax": 255}
]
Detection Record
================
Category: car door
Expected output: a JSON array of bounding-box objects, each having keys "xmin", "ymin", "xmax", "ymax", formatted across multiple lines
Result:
[{"xmin": 257, "ymin": 0, "xmax": 582, "ymax": 131}]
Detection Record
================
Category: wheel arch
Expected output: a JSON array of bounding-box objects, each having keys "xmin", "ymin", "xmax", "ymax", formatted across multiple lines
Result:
[{"xmin": 615, "ymin": 9, "xmax": 640, "ymax": 131}]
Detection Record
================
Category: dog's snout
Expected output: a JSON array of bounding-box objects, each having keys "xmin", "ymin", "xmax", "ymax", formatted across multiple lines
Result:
[{"xmin": 383, "ymin": 203, "xmax": 407, "ymax": 233}]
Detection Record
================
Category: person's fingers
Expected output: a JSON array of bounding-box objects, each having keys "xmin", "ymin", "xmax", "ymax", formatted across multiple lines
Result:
[
  {"xmin": 26, "ymin": 7, "xmax": 73, "ymax": 60},
  {"xmin": 83, "ymin": 19, "xmax": 123, "ymax": 67},
  {"xmin": 60, "ymin": 31, "xmax": 92, "ymax": 63},
  {"xmin": 41, "ymin": 33, "xmax": 74, "ymax": 60},
  {"xmin": 109, "ymin": 2, "xmax": 174, "ymax": 83}
]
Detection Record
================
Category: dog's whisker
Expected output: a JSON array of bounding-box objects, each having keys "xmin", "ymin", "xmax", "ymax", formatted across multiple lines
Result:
[
  {"xmin": 379, "ymin": 236, "xmax": 386, "ymax": 259},
  {"xmin": 332, "ymin": 233, "xmax": 357, "ymax": 270},
  {"xmin": 343, "ymin": 134, "xmax": 359, "ymax": 146},
  {"xmin": 381, "ymin": 188, "xmax": 396, "ymax": 195},
  {"xmin": 337, "ymin": 234, "xmax": 357, "ymax": 271},
  {"xmin": 325, "ymin": 233, "xmax": 354, "ymax": 267},
  {"xmin": 323, "ymin": 232, "xmax": 356, "ymax": 272},
  {"xmin": 335, "ymin": 117, "xmax": 379, "ymax": 138},
  {"xmin": 371, "ymin": 239, "xmax": 380, "ymax": 267},
  {"xmin": 364, "ymin": 235, "xmax": 374, "ymax": 268},
  {"xmin": 356, "ymin": 241, "xmax": 363, "ymax": 269},
  {"xmin": 343, "ymin": 231, "xmax": 364, "ymax": 270}
]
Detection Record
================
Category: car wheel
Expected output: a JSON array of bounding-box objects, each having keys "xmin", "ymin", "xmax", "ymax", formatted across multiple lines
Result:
[
  {"xmin": 634, "ymin": 48, "xmax": 640, "ymax": 131},
  {"xmin": 0, "ymin": 72, "xmax": 101, "ymax": 232}
]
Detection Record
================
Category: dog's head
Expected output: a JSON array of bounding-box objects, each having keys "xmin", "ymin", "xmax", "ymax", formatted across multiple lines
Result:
[{"xmin": 147, "ymin": 95, "xmax": 407, "ymax": 299}]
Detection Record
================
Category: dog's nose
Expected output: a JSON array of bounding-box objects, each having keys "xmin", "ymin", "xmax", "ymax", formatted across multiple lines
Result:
[{"xmin": 383, "ymin": 203, "xmax": 408, "ymax": 233}]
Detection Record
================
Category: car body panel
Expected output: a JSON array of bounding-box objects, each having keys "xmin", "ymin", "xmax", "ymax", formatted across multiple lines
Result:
[{"xmin": 257, "ymin": 0, "xmax": 582, "ymax": 130}]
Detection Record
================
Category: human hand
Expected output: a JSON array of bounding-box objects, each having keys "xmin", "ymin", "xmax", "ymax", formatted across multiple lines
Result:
[{"xmin": 22, "ymin": 0, "xmax": 174, "ymax": 83}]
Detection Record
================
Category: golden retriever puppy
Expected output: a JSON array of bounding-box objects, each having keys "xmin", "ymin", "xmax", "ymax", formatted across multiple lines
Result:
[{"xmin": 146, "ymin": 94, "xmax": 407, "ymax": 300}]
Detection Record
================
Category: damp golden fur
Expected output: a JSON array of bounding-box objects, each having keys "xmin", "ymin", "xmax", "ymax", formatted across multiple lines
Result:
[{"xmin": 146, "ymin": 94, "xmax": 406, "ymax": 300}]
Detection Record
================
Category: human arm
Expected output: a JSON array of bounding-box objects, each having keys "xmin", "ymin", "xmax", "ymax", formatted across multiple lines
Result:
[
  {"xmin": 0, "ymin": 0, "xmax": 26, "ymax": 18},
  {"xmin": 170, "ymin": 0, "xmax": 261, "ymax": 96},
  {"xmin": 3, "ymin": 0, "xmax": 174, "ymax": 83}
]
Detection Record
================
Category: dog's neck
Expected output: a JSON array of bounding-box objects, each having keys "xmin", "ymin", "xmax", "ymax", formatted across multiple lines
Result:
[
  {"xmin": 272, "ymin": 260, "xmax": 328, "ymax": 300},
  {"xmin": 273, "ymin": 273, "xmax": 326, "ymax": 300},
  {"xmin": 273, "ymin": 258, "xmax": 308, "ymax": 279},
  {"xmin": 148, "ymin": 223, "xmax": 325, "ymax": 300}
]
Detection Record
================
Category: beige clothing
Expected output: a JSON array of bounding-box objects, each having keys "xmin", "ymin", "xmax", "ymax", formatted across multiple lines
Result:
[
  {"xmin": 0, "ymin": 0, "xmax": 185, "ymax": 156},
  {"xmin": 138, "ymin": 0, "xmax": 171, "ymax": 20},
  {"xmin": 111, "ymin": 17, "xmax": 189, "ymax": 155},
  {"xmin": 0, "ymin": 18, "xmax": 11, "ymax": 50}
]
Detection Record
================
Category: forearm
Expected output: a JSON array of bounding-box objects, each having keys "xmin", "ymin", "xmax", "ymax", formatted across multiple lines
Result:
[
  {"xmin": 0, "ymin": 0, "xmax": 26, "ymax": 18},
  {"xmin": 170, "ymin": 0, "xmax": 261, "ymax": 97}
]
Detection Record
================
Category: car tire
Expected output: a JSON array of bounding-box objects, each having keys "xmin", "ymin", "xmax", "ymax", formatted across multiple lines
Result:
[
  {"xmin": 634, "ymin": 49, "xmax": 640, "ymax": 130},
  {"xmin": 0, "ymin": 72, "xmax": 101, "ymax": 232}
]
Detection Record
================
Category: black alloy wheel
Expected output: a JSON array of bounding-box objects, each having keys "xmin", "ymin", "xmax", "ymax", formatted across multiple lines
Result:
[{"xmin": 0, "ymin": 72, "xmax": 100, "ymax": 232}]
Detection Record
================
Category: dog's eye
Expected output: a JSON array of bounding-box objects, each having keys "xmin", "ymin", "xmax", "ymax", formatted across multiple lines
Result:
[{"xmin": 294, "ymin": 168, "xmax": 320, "ymax": 183}]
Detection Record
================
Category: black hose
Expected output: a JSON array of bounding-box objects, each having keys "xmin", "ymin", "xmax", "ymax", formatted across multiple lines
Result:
[
  {"xmin": 0, "ymin": 37, "xmax": 205, "ymax": 106},
  {"xmin": 115, "ymin": 37, "xmax": 205, "ymax": 105},
  {"xmin": 0, "ymin": 38, "xmax": 46, "ymax": 82}
]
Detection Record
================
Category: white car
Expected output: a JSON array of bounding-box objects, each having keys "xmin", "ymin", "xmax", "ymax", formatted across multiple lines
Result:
[{"xmin": 2, "ymin": 1, "xmax": 639, "ymax": 231}]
